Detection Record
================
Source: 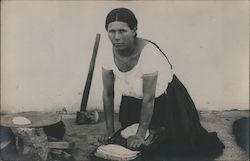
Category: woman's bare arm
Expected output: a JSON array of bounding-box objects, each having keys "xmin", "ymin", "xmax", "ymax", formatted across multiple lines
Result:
[
  {"xmin": 127, "ymin": 72, "xmax": 158, "ymax": 149},
  {"xmin": 137, "ymin": 72, "xmax": 158, "ymax": 138},
  {"xmin": 102, "ymin": 67, "xmax": 115, "ymax": 135}
]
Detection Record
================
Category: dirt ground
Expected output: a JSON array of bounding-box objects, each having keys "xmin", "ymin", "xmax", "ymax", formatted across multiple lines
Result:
[{"xmin": 61, "ymin": 110, "xmax": 249, "ymax": 161}]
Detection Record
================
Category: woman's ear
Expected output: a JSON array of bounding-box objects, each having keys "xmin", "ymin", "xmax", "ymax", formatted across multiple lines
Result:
[{"xmin": 132, "ymin": 27, "xmax": 137, "ymax": 37}]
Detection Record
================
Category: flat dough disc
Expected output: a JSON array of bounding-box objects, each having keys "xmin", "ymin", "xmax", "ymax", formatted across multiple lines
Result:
[
  {"xmin": 12, "ymin": 116, "xmax": 31, "ymax": 125},
  {"xmin": 121, "ymin": 123, "xmax": 149, "ymax": 139}
]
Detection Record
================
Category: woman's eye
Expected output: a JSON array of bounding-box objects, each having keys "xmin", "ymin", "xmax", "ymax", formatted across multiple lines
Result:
[
  {"xmin": 108, "ymin": 30, "xmax": 115, "ymax": 34},
  {"xmin": 119, "ymin": 30, "xmax": 126, "ymax": 33}
]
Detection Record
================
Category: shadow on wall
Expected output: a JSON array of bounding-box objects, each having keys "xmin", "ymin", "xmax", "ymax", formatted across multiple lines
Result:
[{"xmin": 232, "ymin": 117, "xmax": 250, "ymax": 157}]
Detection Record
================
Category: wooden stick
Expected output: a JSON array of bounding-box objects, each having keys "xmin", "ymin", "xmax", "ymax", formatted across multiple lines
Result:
[{"xmin": 80, "ymin": 34, "xmax": 101, "ymax": 112}]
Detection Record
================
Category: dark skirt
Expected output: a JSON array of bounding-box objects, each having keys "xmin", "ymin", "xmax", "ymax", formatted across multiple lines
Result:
[{"xmin": 119, "ymin": 74, "xmax": 225, "ymax": 159}]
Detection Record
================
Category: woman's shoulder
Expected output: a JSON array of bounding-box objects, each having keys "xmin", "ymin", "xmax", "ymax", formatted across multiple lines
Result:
[
  {"xmin": 138, "ymin": 38, "xmax": 173, "ymax": 73},
  {"xmin": 139, "ymin": 39, "xmax": 164, "ymax": 60}
]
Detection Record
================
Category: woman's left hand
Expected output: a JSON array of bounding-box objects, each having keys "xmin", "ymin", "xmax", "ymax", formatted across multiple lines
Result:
[{"xmin": 127, "ymin": 135, "xmax": 146, "ymax": 150}]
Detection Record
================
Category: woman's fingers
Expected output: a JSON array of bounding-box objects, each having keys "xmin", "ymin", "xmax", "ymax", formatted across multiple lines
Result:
[
  {"xmin": 98, "ymin": 135, "xmax": 109, "ymax": 144},
  {"xmin": 130, "ymin": 139, "xmax": 137, "ymax": 148},
  {"xmin": 132, "ymin": 139, "xmax": 139, "ymax": 147},
  {"xmin": 136, "ymin": 140, "xmax": 142, "ymax": 148},
  {"xmin": 135, "ymin": 140, "xmax": 142, "ymax": 148},
  {"xmin": 127, "ymin": 135, "xmax": 144, "ymax": 149},
  {"xmin": 127, "ymin": 137, "xmax": 134, "ymax": 147}
]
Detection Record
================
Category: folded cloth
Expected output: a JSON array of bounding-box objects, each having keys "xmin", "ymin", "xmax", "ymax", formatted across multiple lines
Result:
[{"xmin": 95, "ymin": 144, "xmax": 140, "ymax": 161}]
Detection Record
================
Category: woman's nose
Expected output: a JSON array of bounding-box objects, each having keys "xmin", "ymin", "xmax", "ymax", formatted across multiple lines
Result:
[{"xmin": 114, "ymin": 32, "xmax": 120, "ymax": 40}]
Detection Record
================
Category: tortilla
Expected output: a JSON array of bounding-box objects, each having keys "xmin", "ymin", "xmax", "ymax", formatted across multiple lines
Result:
[
  {"xmin": 120, "ymin": 123, "xmax": 149, "ymax": 139},
  {"xmin": 12, "ymin": 116, "xmax": 31, "ymax": 125}
]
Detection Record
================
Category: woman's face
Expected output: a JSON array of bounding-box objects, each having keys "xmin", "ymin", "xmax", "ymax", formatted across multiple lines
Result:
[{"xmin": 107, "ymin": 21, "xmax": 136, "ymax": 51}]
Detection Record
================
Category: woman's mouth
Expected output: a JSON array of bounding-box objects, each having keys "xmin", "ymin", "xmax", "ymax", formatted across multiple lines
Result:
[{"xmin": 114, "ymin": 43, "xmax": 124, "ymax": 46}]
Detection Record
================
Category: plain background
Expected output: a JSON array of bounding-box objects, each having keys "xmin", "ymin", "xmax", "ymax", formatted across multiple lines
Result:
[{"xmin": 1, "ymin": 0, "xmax": 249, "ymax": 113}]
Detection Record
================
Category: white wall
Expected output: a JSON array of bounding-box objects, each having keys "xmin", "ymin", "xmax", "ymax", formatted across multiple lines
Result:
[{"xmin": 1, "ymin": 0, "xmax": 249, "ymax": 113}]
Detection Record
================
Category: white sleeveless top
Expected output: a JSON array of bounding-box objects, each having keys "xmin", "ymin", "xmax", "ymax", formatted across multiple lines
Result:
[{"xmin": 102, "ymin": 42, "xmax": 173, "ymax": 98}]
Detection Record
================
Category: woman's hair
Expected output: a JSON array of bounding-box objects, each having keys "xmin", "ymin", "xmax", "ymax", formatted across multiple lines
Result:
[{"xmin": 105, "ymin": 8, "xmax": 138, "ymax": 31}]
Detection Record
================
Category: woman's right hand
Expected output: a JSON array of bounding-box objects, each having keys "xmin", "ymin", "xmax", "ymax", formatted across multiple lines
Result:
[
  {"xmin": 98, "ymin": 134, "xmax": 110, "ymax": 144},
  {"xmin": 98, "ymin": 131, "xmax": 115, "ymax": 144}
]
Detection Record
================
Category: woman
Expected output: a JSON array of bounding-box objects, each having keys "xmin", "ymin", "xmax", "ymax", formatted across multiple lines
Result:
[{"xmin": 99, "ymin": 7, "xmax": 224, "ymax": 158}]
